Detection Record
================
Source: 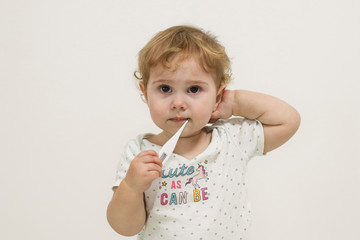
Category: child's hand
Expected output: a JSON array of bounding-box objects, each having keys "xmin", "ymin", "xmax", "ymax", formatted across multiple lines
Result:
[
  {"xmin": 123, "ymin": 150, "xmax": 163, "ymax": 194},
  {"xmin": 209, "ymin": 90, "xmax": 234, "ymax": 123}
]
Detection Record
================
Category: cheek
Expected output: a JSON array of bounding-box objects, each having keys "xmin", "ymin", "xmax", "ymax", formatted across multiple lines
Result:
[
  {"xmin": 147, "ymin": 99, "xmax": 167, "ymax": 118},
  {"xmin": 192, "ymin": 99, "xmax": 216, "ymax": 118}
]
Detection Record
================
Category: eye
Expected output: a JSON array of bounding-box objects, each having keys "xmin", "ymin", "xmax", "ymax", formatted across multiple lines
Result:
[
  {"xmin": 160, "ymin": 85, "xmax": 171, "ymax": 93},
  {"xmin": 188, "ymin": 86, "xmax": 200, "ymax": 94}
]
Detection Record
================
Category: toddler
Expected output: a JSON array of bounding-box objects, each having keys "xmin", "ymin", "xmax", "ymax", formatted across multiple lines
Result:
[{"xmin": 107, "ymin": 25, "xmax": 300, "ymax": 239}]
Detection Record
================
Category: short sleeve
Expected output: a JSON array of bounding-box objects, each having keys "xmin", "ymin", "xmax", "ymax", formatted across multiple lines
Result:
[
  {"xmin": 214, "ymin": 117, "xmax": 264, "ymax": 160},
  {"xmin": 112, "ymin": 136, "xmax": 143, "ymax": 189}
]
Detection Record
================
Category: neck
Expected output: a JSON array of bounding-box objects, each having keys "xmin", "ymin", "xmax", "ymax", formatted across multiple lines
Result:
[{"xmin": 157, "ymin": 128, "xmax": 211, "ymax": 160}]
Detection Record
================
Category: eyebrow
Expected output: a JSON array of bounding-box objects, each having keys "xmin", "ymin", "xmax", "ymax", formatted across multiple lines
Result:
[{"xmin": 152, "ymin": 79, "xmax": 209, "ymax": 86}]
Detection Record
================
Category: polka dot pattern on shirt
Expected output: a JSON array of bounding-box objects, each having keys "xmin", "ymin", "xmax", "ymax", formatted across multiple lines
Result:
[{"xmin": 112, "ymin": 117, "xmax": 264, "ymax": 239}]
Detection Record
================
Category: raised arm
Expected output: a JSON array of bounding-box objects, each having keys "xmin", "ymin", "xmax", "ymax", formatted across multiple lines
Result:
[{"xmin": 211, "ymin": 89, "xmax": 301, "ymax": 153}]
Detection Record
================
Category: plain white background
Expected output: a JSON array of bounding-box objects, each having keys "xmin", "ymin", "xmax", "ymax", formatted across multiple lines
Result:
[{"xmin": 1, "ymin": 0, "xmax": 359, "ymax": 239}]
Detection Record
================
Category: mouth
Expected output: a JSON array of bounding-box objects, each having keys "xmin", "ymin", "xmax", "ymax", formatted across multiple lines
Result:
[{"xmin": 169, "ymin": 117, "xmax": 189, "ymax": 123}]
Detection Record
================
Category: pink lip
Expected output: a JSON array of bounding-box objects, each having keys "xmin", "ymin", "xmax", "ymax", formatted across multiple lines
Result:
[{"xmin": 169, "ymin": 117, "xmax": 188, "ymax": 122}]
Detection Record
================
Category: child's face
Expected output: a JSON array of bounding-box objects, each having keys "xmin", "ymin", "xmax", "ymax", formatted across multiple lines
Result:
[{"xmin": 140, "ymin": 56, "xmax": 224, "ymax": 138}]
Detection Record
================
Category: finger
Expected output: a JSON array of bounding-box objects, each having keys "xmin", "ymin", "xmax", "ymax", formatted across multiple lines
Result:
[
  {"xmin": 208, "ymin": 117, "xmax": 217, "ymax": 123},
  {"xmin": 144, "ymin": 164, "xmax": 162, "ymax": 179},
  {"xmin": 211, "ymin": 109, "xmax": 220, "ymax": 117},
  {"xmin": 138, "ymin": 154, "xmax": 157, "ymax": 164},
  {"xmin": 152, "ymin": 156, "xmax": 163, "ymax": 167},
  {"xmin": 147, "ymin": 170, "xmax": 162, "ymax": 180},
  {"xmin": 137, "ymin": 150, "xmax": 159, "ymax": 157},
  {"xmin": 208, "ymin": 116, "xmax": 219, "ymax": 123},
  {"xmin": 143, "ymin": 156, "xmax": 163, "ymax": 167},
  {"xmin": 146, "ymin": 163, "xmax": 163, "ymax": 174},
  {"xmin": 136, "ymin": 151, "xmax": 159, "ymax": 162}
]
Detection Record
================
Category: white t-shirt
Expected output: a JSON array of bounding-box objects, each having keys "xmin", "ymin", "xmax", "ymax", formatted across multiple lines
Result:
[{"xmin": 113, "ymin": 117, "xmax": 264, "ymax": 239}]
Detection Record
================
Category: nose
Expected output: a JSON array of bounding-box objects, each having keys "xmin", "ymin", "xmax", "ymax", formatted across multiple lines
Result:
[{"xmin": 170, "ymin": 93, "xmax": 187, "ymax": 110}]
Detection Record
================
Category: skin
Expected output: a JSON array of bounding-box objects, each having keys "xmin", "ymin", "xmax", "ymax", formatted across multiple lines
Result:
[
  {"xmin": 141, "ymin": 56, "xmax": 226, "ymax": 160},
  {"xmin": 107, "ymin": 55, "xmax": 301, "ymax": 236}
]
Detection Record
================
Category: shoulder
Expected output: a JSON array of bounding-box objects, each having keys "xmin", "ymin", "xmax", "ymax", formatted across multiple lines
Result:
[
  {"xmin": 121, "ymin": 134, "xmax": 149, "ymax": 158},
  {"xmin": 212, "ymin": 117, "xmax": 263, "ymax": 132},
  {"xmin": 210, "ymin": 117, "xmax": 264, "ymax": 157}
]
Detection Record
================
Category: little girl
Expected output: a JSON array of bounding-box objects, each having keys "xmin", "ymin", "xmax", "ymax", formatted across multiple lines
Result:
[{"xmin": 107, "ymin": 25, "xmax": 300, "ymax": 239}]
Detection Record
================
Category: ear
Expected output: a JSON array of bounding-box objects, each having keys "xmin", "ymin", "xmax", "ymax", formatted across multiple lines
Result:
[
  {"xmin": 139, "ymin": 81, "xmax": 148, "ymax": 102},
  {"xmin": 213, "ymin": 84, "xmax": 226, "ymax": 111}
]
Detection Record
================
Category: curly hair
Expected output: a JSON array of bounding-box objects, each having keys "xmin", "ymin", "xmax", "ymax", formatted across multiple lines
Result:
[{"xmin": 134, "ymin": 25, "xmax": 232, "ymax": 89}]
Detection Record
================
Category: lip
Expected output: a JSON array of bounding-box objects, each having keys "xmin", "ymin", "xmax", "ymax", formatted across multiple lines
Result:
[{"xmin": 169, "ymin": 117, "xmax": 189, "ymax": 123}]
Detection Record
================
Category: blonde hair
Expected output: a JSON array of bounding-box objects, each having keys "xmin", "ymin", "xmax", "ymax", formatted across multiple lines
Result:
[{"xmin": 134, "ymin": 25, "xmax": 232, "ymax": 89}]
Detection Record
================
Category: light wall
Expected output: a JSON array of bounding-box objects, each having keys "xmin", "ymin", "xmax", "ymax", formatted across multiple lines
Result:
[{"xmin": 1, "ymin": 1, "xmax": 359, "ymax": 239}]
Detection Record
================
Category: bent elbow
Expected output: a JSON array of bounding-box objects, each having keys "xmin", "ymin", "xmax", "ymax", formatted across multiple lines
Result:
[{"xmin": 290, "ymin": 108, "xmax": 301, "ymax": 135}]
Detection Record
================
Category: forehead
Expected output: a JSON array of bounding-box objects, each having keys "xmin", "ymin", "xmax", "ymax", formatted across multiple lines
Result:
[{"xmin": 149, "ymin": 56, "xmax": 215, "ymax": 83}]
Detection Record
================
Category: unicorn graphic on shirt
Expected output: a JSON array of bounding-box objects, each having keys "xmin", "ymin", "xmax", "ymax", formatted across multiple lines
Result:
[{"xmin": 185, "ymin": 164, "xmax": 209, "ymax": 189}]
